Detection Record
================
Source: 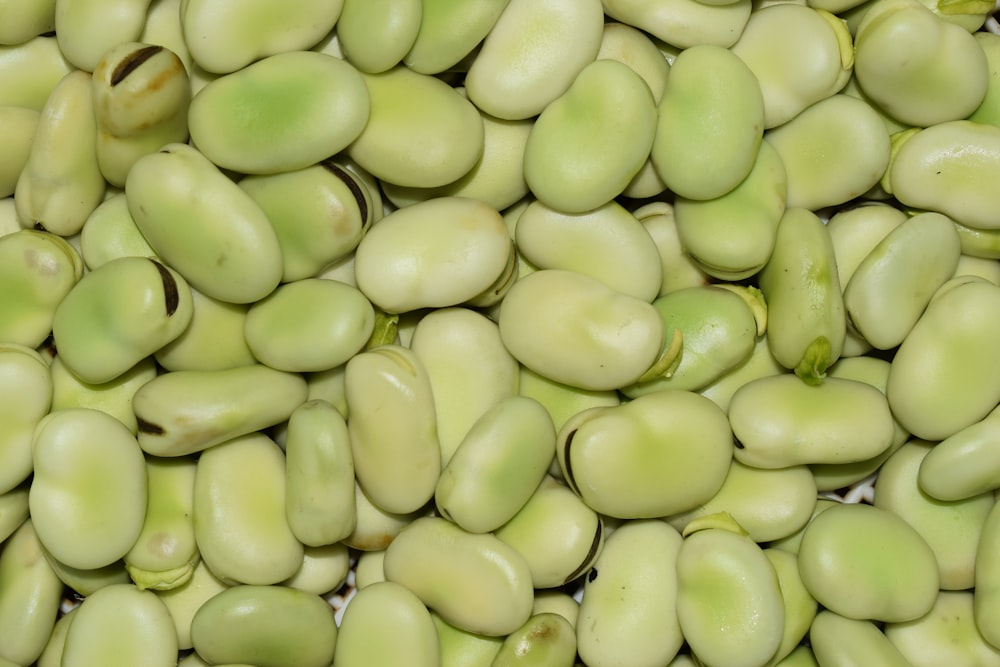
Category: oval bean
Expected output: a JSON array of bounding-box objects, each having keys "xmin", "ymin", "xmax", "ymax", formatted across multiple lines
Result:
[
  {"xmin": 383, "ymin": 516, "xmax": 534, "ymax": 637},
  {"xmin": 191, "ymin": 585, "xmax": 337, "ymax": 667},
  {"xmin": 30, "ymin": 408, "xmax": 147, "ymax": 570}
]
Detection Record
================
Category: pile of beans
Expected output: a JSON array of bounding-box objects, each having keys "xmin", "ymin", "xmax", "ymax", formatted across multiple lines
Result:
[{"xmin": 2, "ymin": 0, "xmax": 1000, "ymax": 665}]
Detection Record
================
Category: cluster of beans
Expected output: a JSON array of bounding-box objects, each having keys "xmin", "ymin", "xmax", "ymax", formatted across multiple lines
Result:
[{"xmin": 3, "ymin": 0, "xmax": 1000, "ymax": 665}]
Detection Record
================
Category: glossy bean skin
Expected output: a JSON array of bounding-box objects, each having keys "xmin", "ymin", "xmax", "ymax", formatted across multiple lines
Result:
[
  {"xmin": 334, "ymin": 580, "xmax": 438, "ymax": 666},
  {"xmin": 0, "ymin": 344, "xmax": 51, "ymax": 495},
  {"xmin": 132, "ymin": 364, "xmax": 308, "ymax": 457},
  {"xmin": 491, "ymin": 613, "xmax": 577, "ymax": 667},
  {"xmin": 244, "ymin": 278, "xmax": 375, "ymax": 373},
  {"xmin": 494, "ymin": 477, "xmax": 603, "ymax": 589},
  {"xmin": 354, "ymin": 197, "xmax": 511, "ymax": 313},
  {"xmin": 125, "ymin": 143, "xmax": 283, "ymax": 304},
  {"xmin": 729, "ymin": 374, "xmax": 895, "ymax": 468},
  {"xmin": 758, "ymin": 207, "xmax": 845, "ymax": 384},
  {"xmin": 464, "ymin": 0, "xmax": 604, "ymax": 120},
  {"xmin": 874, "ymin": 439, "xmax": 993, "ymax": 590},
  {"xmin": 194, "ymin": 434, "xmax": 304, "ymax": 585},
  {"xmin": 346, "ymin": 345, "xmax": 441, "ymax": 514},
  {"xmin": 843, "ymin": 211, "xmax": 960, "ymax": 350},
  {"xmin": 666, "ymin": 460, "xmax": 817, "ymax": 543},
  {"xmin": 410, "ymin": 307, "xmax": 520, "ymax": 465},
  {"xmin": 673, "ymin": 140, "xmax": 787, "ymax": 281},
  {"xmin": 383, "ymin": 517, "xmax": 534, "ymax": 637},
  {"xmin": 0, "ymin": 229, "xmax": 81, "ymax": 349},
  {"xmin": 809, "ymin": 610, "xmax": 913, "ymax": 667},
  {"xmin": 347, "ymin": 67, "xmax": 484, "ymax": 188},
  {"xmin": 732, "ymin": 4, "xmax": 852, "ymax": 129},
  {"xmin": 436, "ymin": 397, "xmax": 555, "ymax": 534},
  {"xmin": 191, "ymin": 585, "xmax": 338, "ymax": 667},
  {"xmin": 524, "ymin": 58, "xmax": 657, "ymax": 213},
  {"xmin": 798, "ymin": 503, "xmax": 939, "ymax": 622},
  {"xmin": 919, "ymin": 405, "xmax": 1000, "ymax": 500},
  {"xmin": 180, "ymin": 0, "xmax": 343, "ymax": 74},
  {"xmin": 61, "ymin": 584, "xmax": 178, "ymax": 667},
  {"xmin": 124, "ymin": 456, "xmax": 198, "ymax": 591},
  {"xmin": 885, "ymin": 591, "xmax": 1000, "ymax": 667},
  {"xmin": 854, "ymin": 0, "xmax": 988, "ymax": 127},
  {"xmin": 556, "ymin": 389, "xmax": 732, "ymax": 519},
  {"xmin": 514, "ymin": 200, "xmax": 663, "ymax": 303},
  {"xmin": 29, "ymin": 409, "xmax": 147, "ymax": 571},
  {"xmin": 51, "ymin": 255, "xmax": 192, "ymax": 384},
  {"xmin": 285, "ymin": 400, "xmax": 356, "ymax": 547},
  {"xmin": 498, "ymin": 269, "xmax": 664, "ymax": 392},
  {"xmin": 189, "ymin": 51, "xmax": 369, "ymax": 175},
  {"xmin": 0, "ymin": 520, "xmax": 63, "ymax": 666},
  {"xmin": 677, "ymin": 521, "xmax": 785, "ymax": 667},
  {"xmin": 886, "ymin": 278, "xmax": 1000, "ymax": 440},
  {"xmin": 576, "ymin": 520, "xmax": 684, "ymax": 667},
  {"xmin": 652, "ymin": 44, "xmax": 763, "ymax": 201},
  {"xmin": 888, "ymin": 120, "xmax": 1000, "ymax": 231}
]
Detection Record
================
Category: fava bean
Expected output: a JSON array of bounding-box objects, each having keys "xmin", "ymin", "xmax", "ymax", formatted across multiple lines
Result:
[
  {"xmin": 498, "ymin": 269, "xmax": 664, "ymax": 391},
  {"xmin": 194, "ymin": 433, "xmax": 304, "ymax": 585},
  {"xmin": 758, "ymin": 207, "xmax": 845, "ymax": 383},
  {"xmin": 0, "ymin": 520, "xmax": 62, "ymax": 666},
  {"xmin": 30, "ymin": 408, "xmax": 147, "ymax": 570},
  {"xmin": 885, "ymin": 591, "xmax": 1000, "ymax": 667},
  {"xmin": 673, "ymin": 140, "xmax": 786, "ymax": 281},
  {"xmin": 354, "ymin": 197, "xmax": 511, "ymax": 313},
  {"xmin": 667, "ymin": 460, "xmax": 817, "ymax": 543},
  {"xmin": 464, "ymin": 0, "xmax": 604, "ymax": 120},
  {"xmin": 52, "ymin": 255, "xmax": 192, "ymax": 384},
  {"xmin": 493, "ymin": 476, "xmax": 602, "ymax": 589},
  {"xmin": 874, "ymin": 439, "xmax": 993, "ymax": 590},
  {"xmin": 557, "ymin": 389, "xmax": 733, "ymax": 518},
  {"xmin": 576, "ymin": 520, "xmax": 684, "ymax": 667},
  {"xmin": 124, "ymin": 455, "xmax": 198, "ymax": 591},
  {"xmin": 730, "ymin": 4, "xmax": 852, "ymax": 128},
  {"xmin": 282, "ymin": 543, "xmax": 350, "ymax": 596},
  {"xmin": 189, "ymin": 51, "xmax": 369, "ymax": 175},
  {"xmin": 886, "ymin": 277, "xmax": 1000, "ymax": 440},
  {"xmin": 432, "ymin": 611, "xmax": 504, "ymax": 667},
  {"xmin": 888, "ymin": 120, "xmax": 1000, "ymax": 230},
  {"xmin": 191, "ymin": 585, "xmax": 337, "ymax": 667},
  {"xmin": 436, "ymin": 396, "xmax": 555, "ymax": 534},
  {"xmin": 491, "ymin": 613, "xmax": 577, "ymax": 667},
  {"xmin": 133, "ymin": 364, "xmax": 308, "ymax": 456},
  {"xmin": 0, "ymin": 344, "xmax": 52, "ymax": 495},
  {"xmin": 346, "ymin": 345, "xmax": 440, "ymax": 514},
  {"xmin": 524, "ymin": 58, "xmax": 656, "ymax": 213},
  {"xmin": 410, "ymin": 307, "xmax": 519, "ymax": 464},
  {"xmin": 798, "ymin": 503, "xmax": 939, "ymax": 622},
  {"xmin": 155, "ymin": 558, "xmax": 229, "ymax": 650},
  {"xmin": 383, "ymin": 516, "xmax": 534, "ymax": 637},
  {"xmin": 334, "ymin": 580, "xmax": 437, "ymax": 667},
  {"xmin": 403, "ymin": 0, "xmax": 510, "ymax": 75},
  {"xmin": 61, "ymin": 583, "xmax": 178, "ymax": 667},
  {"xmin": 348, "ymin": 65, "xmax": 484, "ymax": 188},
  {"xmin": 514, "ymin": 199, "xmax": 663, "ymax": 302},
  {"xmin": 809, "ymin": 610, "xmax": 912, "ymax": 667},
  {"xmin": 180, "ymin": 0, "xmax": 343, "ymax": 74},
  {"xmin": 854, "ymin": 0, "xmax": 988, "ymax": 127},
  {"xmin": 677, "ymin": 517, "xmax": 785, "ymax": 667},
  {"xmin": 284, "ymin": 400, "xmax": 356, "ymax": 547},
  {"xmin": 652, "ymin": 44, "xmax": 763, "ymax": 201}
]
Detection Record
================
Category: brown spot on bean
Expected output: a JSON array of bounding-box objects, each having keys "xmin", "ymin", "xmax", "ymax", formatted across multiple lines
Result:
[{"xmin": 149, "ymin": 259, "xmax": 180, "ymax": 316}]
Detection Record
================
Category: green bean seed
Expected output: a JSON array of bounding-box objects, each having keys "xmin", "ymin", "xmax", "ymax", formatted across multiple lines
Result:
[
  {"xmin": 191, "ymin": 585, "xmax": 338, "ymax": 667},
  {"xmin": 30, "ymin": 408, "xmax": 147, "ymax": 570},
  {"xmin": 334, "ymin": 581, "xmax": 438, "ymax": 667},
  {"xmin": 798, "ymin": 503, "xmax": 939, "ymax": 622}
]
